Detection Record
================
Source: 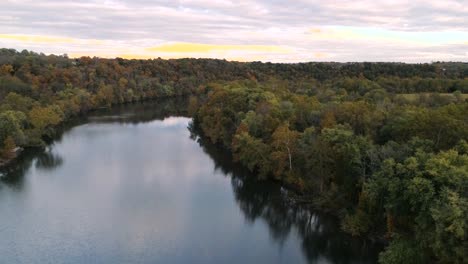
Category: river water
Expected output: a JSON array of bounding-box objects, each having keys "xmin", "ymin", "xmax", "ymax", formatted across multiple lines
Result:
[{"xmin": 0, "ymin": 101, "xmax": 380, "ymax": 263}]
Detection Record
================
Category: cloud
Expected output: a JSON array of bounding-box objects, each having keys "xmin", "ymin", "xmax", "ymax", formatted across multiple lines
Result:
[
  {"xmin": 0, "ymin": 0, "xmax": 467, "ymax": 62},
  {"xmin": 0, "ymin": 34, "xmax": 76, "ymax": 43},
  {"xmin": 0, "ymin": 34, "xmax": 105, "ymax": 45},
  {"xmin": 145, "ymin": 42, "xmax": 291, "ymax": 53},
  {"xmin": 306, "ymin": 26, "xmax": 468, "ymax": 45}
]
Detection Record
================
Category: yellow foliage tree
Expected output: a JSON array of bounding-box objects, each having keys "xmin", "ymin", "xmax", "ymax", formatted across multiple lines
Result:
[
  {"xmin": 271, "ymin": 124, "xmax": 300, "ymax": 178},
  {"xmin": 1, "ymin": 136, "xmax": 17, "ymax": 160}
]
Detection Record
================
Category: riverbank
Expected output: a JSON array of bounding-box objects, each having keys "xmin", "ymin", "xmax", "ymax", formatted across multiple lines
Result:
[
  {"xmin": 0, "ymin": 147, "xmax": 23, "ymax": 168},
  {"xmin": 0, "ymin": 110, "xmax": 382, "ymax": 263},
  {"xmin": 189, "ymin": 120, "xmax": 388, "ymax": 245},
  {"xmin": 0, "ymin": 96, "xmax": 190, "ymax": 170}
]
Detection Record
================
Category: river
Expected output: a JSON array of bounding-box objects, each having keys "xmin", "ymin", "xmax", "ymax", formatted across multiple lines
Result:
[{"xmin": 0, "ymin": 100, "xmax": 381, "ymax": 263}]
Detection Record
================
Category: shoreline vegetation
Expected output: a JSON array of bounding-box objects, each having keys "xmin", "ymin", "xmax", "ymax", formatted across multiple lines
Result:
[
  {"xmin": 0, "ymin": 146, "xmax": 22, "ymax": 167},
  {"xmin": 0, "ymin": 48, "xmax": 467, "ymax": 263},
  {"xmin": 0, "ymin": 96, "xmax": 183, "ymax": 169}
]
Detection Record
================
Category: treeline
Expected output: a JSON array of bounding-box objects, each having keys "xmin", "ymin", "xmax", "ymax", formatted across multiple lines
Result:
[
  {"xmin": 250, "ymin": 60, "xmax": 468, "ymax": 79},
  {"xmin": 190, "ymin": 80, "xmax": 467, "ymax": 264},
  {"xmin": 0, "ymin": 49, "xmax": 254, "ymax": 159}
]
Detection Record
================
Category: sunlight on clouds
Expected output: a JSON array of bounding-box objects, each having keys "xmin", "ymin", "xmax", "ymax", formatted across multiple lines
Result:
[
  {"xmin": 145, "ymin": 42, "xmax": 291, "ymax": 53},
  {"xmin": 67, "ymin": 52, "xmax": 310, "ymax": 63},
  {"xmin": 1, "ymin": 30, "xmax": 462, "ymax": 63},
  {"xmin": 68, "ymin": 53, "xmax": 275, "ymax": 62},
  {"xmin": 313, "ymin": 53, "xmax": 329, "ymax": 59},
  {"xmin": 0, "ymin": 34, "xmax": 105, "ymax": 45},
  {"xmin": 0, "ymin": 34, "xmax": 76, "ymax": 43},
  {"xmin": 140, "ymin": 42, "xmax": 294, "ymax": 62},
  {"xmin": 68, "ymin": 53, "xmax": 156, "ymax": 59}
]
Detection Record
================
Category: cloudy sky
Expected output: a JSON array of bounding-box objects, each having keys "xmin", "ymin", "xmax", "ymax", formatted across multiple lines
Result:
[{"xmin": 1, "ymin": 0, "xmax": 467, "ymax": 62}]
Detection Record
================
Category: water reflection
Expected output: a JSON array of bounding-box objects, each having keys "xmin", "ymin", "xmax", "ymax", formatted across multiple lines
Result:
[
  {"xmin": 0, "ymin": 99, "xmax": 380, "ymax": 264},
  {"xmin": 87, "ymin": 97, "xmax": 189, "ymax": 124},
  {"xmin": 35, "ymin": 149, "xmax": 63, "ymax": 171},
  {"xmin": 0, "ymin": 151, "xmax": 34, "ymax": 190},
  {"xmin": 190, "ymin": 125, "xmax": 382, "ymax": 264},
  {"xmin": 0, "ymin": 98, "xmax": 188, "ymax": 187}
]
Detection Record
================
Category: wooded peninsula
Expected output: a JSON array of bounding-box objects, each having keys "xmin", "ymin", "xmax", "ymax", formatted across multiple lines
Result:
[{"xmin": 0, "ymin": 48, "xmax": 467, "ymax": 263}]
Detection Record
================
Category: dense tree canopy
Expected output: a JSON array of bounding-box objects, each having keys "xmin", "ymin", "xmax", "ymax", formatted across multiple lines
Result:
[
  {"xmin": 192, "ymin": 80, "xmax": 467, "ymax": 264},
  {"xmin": 0, "ymin": 48, "xmax": 467, "ymax": 263}
]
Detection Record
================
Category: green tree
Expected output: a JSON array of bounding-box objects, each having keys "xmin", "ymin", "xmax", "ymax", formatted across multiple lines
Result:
[
  {"xmin": 232, "ymin": 123, "xmax": 272, "ymax": 178},
  {"xmin": 0, "ymin": 110, "xmax": 26, "ymax": 146}
]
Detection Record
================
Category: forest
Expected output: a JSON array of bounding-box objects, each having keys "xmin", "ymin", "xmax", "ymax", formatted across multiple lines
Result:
[{"xmin": 0, "ymin": 48, "xmax": 467, "ymax": 263}]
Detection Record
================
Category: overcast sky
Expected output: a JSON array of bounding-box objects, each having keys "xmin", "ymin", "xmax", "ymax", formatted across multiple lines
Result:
[{"xmin": 1, "ymin": 0, "xmax": 467, "ymax": 62}]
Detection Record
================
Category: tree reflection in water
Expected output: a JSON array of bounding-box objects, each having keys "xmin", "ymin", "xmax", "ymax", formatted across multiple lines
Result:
[
  {"xmin": 0, "ymin": 98, "xmax": 189, "ymax": 191},
  {"xmin": 35, "ymin": 149, "xmax": 63, "ymax": 170},
  {"xmin": 190, "ymin": 124, "xmax": 382, "ymax": 264},
  {"xmin": 0, "ymin": 148, "xmax": 64, "ymax": 190},
  {"xmin": 0, "ymin": 99, "xmax": 381, "ymax": 263}
]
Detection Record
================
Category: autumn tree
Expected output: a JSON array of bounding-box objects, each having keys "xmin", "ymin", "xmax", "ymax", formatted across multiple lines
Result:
[
  {"xmin": 271, "ymin": 124, "xmax": 300, "ymax": 178},
  {"xmin": 28, "ymin": 105, "xmax": 63, "ymax": 130},
  {"xmin": 1, "ymin": 136, "xmax": 17, "ymax": 160}
]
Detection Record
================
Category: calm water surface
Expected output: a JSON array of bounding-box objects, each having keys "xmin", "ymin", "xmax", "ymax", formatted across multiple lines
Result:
[{"xmin": 0, "ymin": 101, "xmax": 380, "ymax": 263}]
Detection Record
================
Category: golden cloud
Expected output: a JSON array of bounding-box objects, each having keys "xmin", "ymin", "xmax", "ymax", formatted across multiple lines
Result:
[
  {"xmin": 145, "ymin": 42, "xmax": 291, "ymax": 53},
  {"xmin": 69, "ymin": 53, "xmax": 270, "ymax": 61},
  {"xmin": 68, "ymin": 53, "xmax": 154, "ymax": 59},
  {"xmin": 0, "ymin": 34, "xmax": 76, "ymax": 43},
  {"xmin": 313, "ymin": 53, "xmax": 329, "ymax": 59}
]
